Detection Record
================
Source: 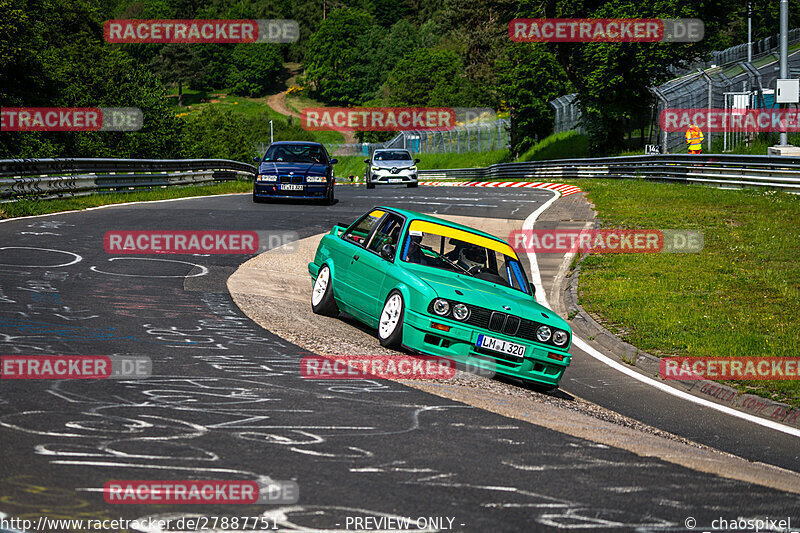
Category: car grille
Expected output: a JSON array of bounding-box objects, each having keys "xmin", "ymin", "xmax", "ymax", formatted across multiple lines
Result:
[
  {"xmin": 279, "ymin": 175, "xmax": 303, "ymax": 184},
  {"xmin": 463, "ymin": 305, "xmax": 565, "ymax": 347}
]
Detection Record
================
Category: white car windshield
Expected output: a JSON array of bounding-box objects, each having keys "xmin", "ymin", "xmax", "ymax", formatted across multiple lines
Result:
[{"xmin": 374, "ymin": 151, "xmax": 413, "ymax": 162}]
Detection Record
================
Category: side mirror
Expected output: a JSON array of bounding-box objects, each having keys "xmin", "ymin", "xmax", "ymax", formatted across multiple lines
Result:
[
  {"xmin": 253, "ymin": 156, "xmax": 260, "ymax": 163},
  {"xmin": 330, "ymin": 158, "xmax": 338, "ymax": 164},
  {"xmin": 364, "ymin": 159, "xmax": 370, "ymax": 164},
  {"xmin": 380, "ymin": 243, "xmax": 395, "ymax": 261},
  {"xmin": 414, "ymin": 158, "xmax": 420, "ymax": 163},
  {"xmin": 529, "ymin": 282, "xmax": 536, "ymax": 296}
]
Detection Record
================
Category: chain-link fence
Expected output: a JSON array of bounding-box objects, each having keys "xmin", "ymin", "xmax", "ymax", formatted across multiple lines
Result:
[
  {"xmin": 651, "ymin": 48, "xmax": 800, "ymax": 153},
  {"xmin": 550, "ymin": 28, "xmax": 800, "ymax": 152},
  {"xmin": 325, "ymin": 120, "xmax": 510, "ymax": 156}
]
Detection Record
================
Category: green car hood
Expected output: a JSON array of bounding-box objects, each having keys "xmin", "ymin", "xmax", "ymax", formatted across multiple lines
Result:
[{"xmin": 403, "ymin": 263, "xmax": 569, "ymax": 330}]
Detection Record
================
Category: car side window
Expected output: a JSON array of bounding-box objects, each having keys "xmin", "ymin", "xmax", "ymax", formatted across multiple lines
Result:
[
  {"xmin": 343, "ymin": 211, "xmax": 384, "ymax": 247},
  {"xmin": 367, "ymin": 215, "xmax": 404, "ymax": 254}
]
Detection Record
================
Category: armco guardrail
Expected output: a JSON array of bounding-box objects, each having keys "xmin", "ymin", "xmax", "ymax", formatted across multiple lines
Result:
[
  {"xmin": 0, "ymin": 158, "xmax": 256, "ymax": 202},
  {"xmin": 418, "ymin": 154, "xmax": 800, "ymax": 191}
]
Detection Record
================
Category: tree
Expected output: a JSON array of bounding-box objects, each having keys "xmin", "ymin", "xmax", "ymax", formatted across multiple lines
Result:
[
  {"xmin": 303, "ymin": 8, "xmax": 376, "ymax": 105},
  {"xmin": 383, "ymin": 49, "xmax": 472, "ymax": 106},
  {"xmin": 226, "ymin": 44, "xmax": 283, "ymax": 97},
  {"xmin": 497, "ymin": 43, "xmax": 570, "ymax": 156},
  {"xmin": 149, "ymin": 45, "xmax": 200, "ymax": 107}
]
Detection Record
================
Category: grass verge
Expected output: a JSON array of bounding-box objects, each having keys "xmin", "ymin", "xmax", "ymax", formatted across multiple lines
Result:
[
  {"xmin": 0, "ymin": 181, "xmax": 253, "ymax": 221},
  {"xmin": 564, "ymin": 179, "xmax": 800, "ymax": 407}
]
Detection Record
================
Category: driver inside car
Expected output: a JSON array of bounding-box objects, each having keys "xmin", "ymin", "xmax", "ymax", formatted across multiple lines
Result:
[{"xmin": 457, "ymin": 244, "xmax": 487, "ymax": 272}]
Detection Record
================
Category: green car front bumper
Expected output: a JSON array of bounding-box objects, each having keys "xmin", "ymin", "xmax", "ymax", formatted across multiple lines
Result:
[{"xmin": 403, "ymin": 308, "xmax": 571, "ymax": 387}]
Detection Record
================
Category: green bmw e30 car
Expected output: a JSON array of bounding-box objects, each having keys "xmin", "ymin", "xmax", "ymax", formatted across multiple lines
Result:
[{"xmin": 307, "ymin": 207, "xmax": 572, "ymax": 388}]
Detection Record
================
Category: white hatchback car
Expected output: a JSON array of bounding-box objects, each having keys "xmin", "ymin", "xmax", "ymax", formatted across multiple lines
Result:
[{"xmin": 364, "ymin": 149, "xmax": 420, "ymax": 189}]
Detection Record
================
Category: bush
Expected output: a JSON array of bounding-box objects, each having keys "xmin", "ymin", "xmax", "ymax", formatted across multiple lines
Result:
[{"xmin": 518, "ymin": 132, "xmax": 590, "ymax": 162}]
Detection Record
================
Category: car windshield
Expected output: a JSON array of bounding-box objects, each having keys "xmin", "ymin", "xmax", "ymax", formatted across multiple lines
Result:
[
  {"xmin": 263, "ymin": 144, "xmax": 327, "ymax": 164},
  {"xmin": 400, "ymin": 221, "xmax": 530, "ymax": 294},
  {"xmin": 374, "ymin": 151, "xmax": 413, "ymax": 162}
]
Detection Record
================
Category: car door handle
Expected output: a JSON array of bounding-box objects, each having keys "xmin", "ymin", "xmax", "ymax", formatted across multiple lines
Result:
[{"xmin": 353, "ymin": 255, "xmax": 360, "ymax": 261}]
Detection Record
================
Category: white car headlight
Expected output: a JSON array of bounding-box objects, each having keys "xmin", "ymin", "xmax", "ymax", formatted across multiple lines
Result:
[
  {"xmin": 408, "ymin": 166, "xmax": 417, "ymax": 171},
  {"xmin": 371, "ymin": 166, "xmax": 380, "ymax": 171},
  {"xmin": 452, "ymin": 303, "xmax": 470, "ymax": 321},
  {"xmin": 553, "ymin": 329, "xmax": 569, "ymax": 346},
  {"xmin": 258, "ymin": 174, "xmax": 278, "ymax": 182},
  {"xmin": 536, "ymin": 325, "xmax": 552, "ymax": 342},
  {"xmin": 306, "ymin": 176, "xmax": 326, "ymax": 183},
  {"xmin": 433, "ymin": 299, "xmax": 450, "ymax": 316}
]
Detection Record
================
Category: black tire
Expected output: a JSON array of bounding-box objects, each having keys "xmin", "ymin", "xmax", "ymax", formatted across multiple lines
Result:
[
  {"xmin": 366, "ymin": 179, "xmax": 375, "ymax": 189},
  {"xmin": 407, "ymin": 182, "xmax": 418, "ymax": 188},
  {"xmin": 252, "ymin": 192, "xmax": 263, "ymax": 203},
  {"xmin": 324, "ymin": 186, "xmax": 335, "ymax": 205},
  {"xmin": 311, "ymin": 265, "xmax": 339, "ymax": 316},
  {"xmin": 378, "ymin": 290, "xmax": 404, "ymax": 348}
]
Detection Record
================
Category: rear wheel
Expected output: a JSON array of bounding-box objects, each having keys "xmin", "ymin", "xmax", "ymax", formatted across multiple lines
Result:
[
  {"xmin": 311, "ymin": 265, "xmax": 339, "ymax": 316},
  {"xmin": 378, "ymin": 291, "xmax": 404, "ymax": 348}
]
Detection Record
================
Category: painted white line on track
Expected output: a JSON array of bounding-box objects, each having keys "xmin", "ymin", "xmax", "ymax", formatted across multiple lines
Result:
[
  {"xmin": 0, "ymin": 192, "xmax": 248, "ymax": 224},
  {"xmin": 523, "ymin": 191, "xmax": 800, "ymax": 439}
]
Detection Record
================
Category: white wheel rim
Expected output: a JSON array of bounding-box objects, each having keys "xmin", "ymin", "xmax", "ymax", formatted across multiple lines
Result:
[
  {"xmin": 379, "ymin": 294, "xmax": 403, "ymax": 339},
  {"xmin": 312, "ymin": 267, "xmax": 330, "ymax": 306}
]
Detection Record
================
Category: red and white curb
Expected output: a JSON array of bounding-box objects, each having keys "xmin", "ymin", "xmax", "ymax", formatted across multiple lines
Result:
[{"xmin": 417, "ymin": 181, "xmax": 582, "ymax": 196}]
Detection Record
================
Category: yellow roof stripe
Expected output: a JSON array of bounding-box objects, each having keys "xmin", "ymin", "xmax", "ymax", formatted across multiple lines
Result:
[
  {"xmin": 368, "ymin": 210, "xmax": 385, "ymax": 218},
  {"xmin": 409, "ymin": 220, "xmax": 518, "ymax": 259}
]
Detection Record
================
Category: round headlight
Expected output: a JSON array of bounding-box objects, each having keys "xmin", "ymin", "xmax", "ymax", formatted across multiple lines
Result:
[
  {"xmin": 552, "ymin": 329, "xmax": 569, "ymax": 346},
  {"xmin": 536, "ymin": 325, "xmax": 552, "ymax": 342},
  {"xmin": 433, "ymin": 299, "xmax": 450, "ymax": 316},
  {"xmin": 452, "ymin": 303, "xmax": 470, "ymax": 321}
]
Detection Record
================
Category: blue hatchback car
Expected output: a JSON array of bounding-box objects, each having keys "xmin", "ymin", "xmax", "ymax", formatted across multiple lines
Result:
[{"xmin": 253, "ymin": 141, "xmax": 338, "ymax": 204}]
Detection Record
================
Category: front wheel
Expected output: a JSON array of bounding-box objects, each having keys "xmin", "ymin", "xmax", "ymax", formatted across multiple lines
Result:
[
  {"xmin": 366, "ymin": 179, "xmax": 375, "ymax": 189},
  {"xmin": 378, "ymin": 291, "xmax": 404, "ymax": 348},
  {"xmin": 407, "ymin": 182, "xmax": 418, "ymax": 188},
  {"xmin": 311, "ymin": 265, "xmax": 339, "ymax": 316},
  {"xmin": 324, "ymin": 186, "xmax": 335, "ymax": 205}
]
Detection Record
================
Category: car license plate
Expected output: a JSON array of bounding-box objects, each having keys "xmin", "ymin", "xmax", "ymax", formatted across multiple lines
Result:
[
  {"xmin": 476, "ymin": 334, "xmax": 526, "ymax": 358},
  {"xmin": 388, "ymin": 178, "xmax": 403, "ymax": 183},
  {"xmin": 281, "ymin": 184, "xmax": 304, "ymax": 191}
]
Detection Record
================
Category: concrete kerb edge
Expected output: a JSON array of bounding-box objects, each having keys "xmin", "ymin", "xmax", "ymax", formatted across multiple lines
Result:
[{"xmin": 561, "ymin": 259, "xmax": 800, "ymax": 430}]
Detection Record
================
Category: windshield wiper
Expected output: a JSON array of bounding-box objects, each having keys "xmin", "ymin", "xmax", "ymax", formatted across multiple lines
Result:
[{"xmin": 419, "ymin": 246, "xmax": 474, "ymax": 277}]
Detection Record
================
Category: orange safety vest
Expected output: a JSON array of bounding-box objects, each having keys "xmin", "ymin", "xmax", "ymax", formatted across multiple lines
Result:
[{"xmin": 685, "ymin": 127, "xmax": 704, "ymax": 150}]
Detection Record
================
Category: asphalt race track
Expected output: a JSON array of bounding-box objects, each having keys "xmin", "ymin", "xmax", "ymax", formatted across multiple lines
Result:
[{"xmin": 0, "ymin": 186, "xmax": 798, "ymax": 532}]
